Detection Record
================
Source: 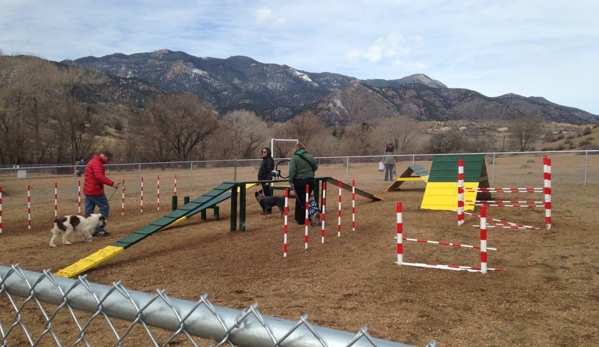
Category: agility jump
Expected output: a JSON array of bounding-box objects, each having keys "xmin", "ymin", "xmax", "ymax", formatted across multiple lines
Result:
[
  {"xmin": 457, "ymin": 157, "xmax": 552, "ymax": 230},
  {"xmin": 396, "ymin": 202, "xmax": 500, "ymax": 274}
]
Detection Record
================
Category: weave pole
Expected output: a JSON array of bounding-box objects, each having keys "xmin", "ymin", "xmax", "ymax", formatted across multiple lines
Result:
[
  {"xmin": 321, "ymin": 181, "xmax": 326, "ymax": 244},
  {"xmin": 351, "ymin": 179, "xmax": 356, "ymax": 231},
  {"xmin": 121, "ymin": 179, "xmax": 126, "ymax": 215},
  {"xmin": 27, "ymin": 185, "xmax": 31, "ymax": 229},
  {"xmin": 480, "ymin": 205, "xmax": 488, "ymax": 274},
  {"xmin": 396, "ymin": 202, "xmax": 403, "ymax": 264},
  {"xmin": 283, "ymin": 189, "xmax": 289, "ymax": 257},
  {"xmin": 140, "ymin": 177, "xmax": 144, "ymax": 213},
  {"xmin": 27, "ymin": 184, "xmax": 31, "ymax": 229},
  {"xmin": 77, "ymin": 181, "xmax": 82, "ymax": 215},
  {"xmin": 457, "ymin": 159, "xmax": 464, "ymax": 226},
  {"xmin": 544, "ymin": 157, "xmax": 552, "ymax": 229},
  {"xmin": 337, "ymin": 180, "xmax": 342, "ymax": 237},
  {"xmin": 157, "ymin": 175, "xmax": 160, "ymax": 211},
  {"xmin": 174, "ymin": 174, "xmax": 177, "ymax": 196},
  {"xmin": 0, "ymin": 186, "xmax": 3, "ymax": 233},
  {"xmin": 54, "ymin": 183, "xmax": 58, "ymax": 219},
  {"xmin": 304, "ymin": 184, "xmax": 309, "ymax": 249}
]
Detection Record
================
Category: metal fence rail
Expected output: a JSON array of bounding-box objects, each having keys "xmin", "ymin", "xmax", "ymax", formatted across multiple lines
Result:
[{"xmin": 0, "ymin": 264, "xmax": 434, "ymax": 347}]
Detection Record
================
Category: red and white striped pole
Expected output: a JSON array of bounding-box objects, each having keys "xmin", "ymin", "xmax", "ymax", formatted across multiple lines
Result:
[
  {"xmin": 304, "ymin": 184, "xmax": 309, "ymax": 249},
  {"xmin": 457, "ymin": 159, "xmax": 464, "ymax": 226},
  {"xmin": 174, "ymin": 174, "xmax": 178, "ymax": 196},
  {"xmin": 77, "ymin": 181, "xmax": 82, "ymax": 215},
  {"xmin": 54, "ymin": 182, "xmax": 58, "ymax": 219},
  {"xmin": 337, "ymin": 180, "xmax": 342, "ymax": 237},
  {"xmin": 321, "ymin": 181, "xmax": 327, "ymax": 243},
  {"xmin": 480, "ymin": 205, "xmax": 488, "ymax": 274},
  {"xmin": 351, "ymin": 179, "xmax": 356, "ymax": 231},
  {"xmin": 27, "ymin": 185, "xmax": 31, "ymax": 229},
  {"xmin": 396, "ymin": 202, "xmax": 403, "ymax": 264},
  {"xmin": 283, "ymin": 188, "xmax": 289, "ymax": 257},
  {"xmin": 0, "ymin": 186, "xmax": 3, "ymax": 234},
  {"xmin": 543, "ymin": 157, "xmax": 552, "ymax": 229},
  {"xmin": 157, "ymin": 175, "xmax": 161, "ymax": 211},
  {"xmin": 121, "ymin": 179, "xmax": 126, "ymax": 215},
  {"xmin": 140, "ymin": 177, "xmax": 144, "ymax": 213}
]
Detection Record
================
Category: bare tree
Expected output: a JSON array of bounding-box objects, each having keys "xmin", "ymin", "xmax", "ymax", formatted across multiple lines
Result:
[
  {"xmin": 424, "ymin": 131, "xmax": 468, "ymax": 153},
  {"xmin": 375, "ymin": 116, "xmax": 420, "ymax": 154},
  {"xmin": 142, "ymin": 93, "xmax": 219, "ymax": 161},
  {"xmin": 219, "ymin": 110, "xmax": 268, "ymax": 159},
  {"xmin": 509, "ymin": 115, "xmax": 544, "ymax": 151}
]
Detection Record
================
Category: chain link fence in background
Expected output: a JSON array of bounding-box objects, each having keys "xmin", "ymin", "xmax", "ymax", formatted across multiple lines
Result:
[
  {"xmin": 0, "ymin": 151, "xmax": 597, "ymax": 210},
  {"xmin": 0, "ymin": 264, "xmax": 434, "ymax": 347}
]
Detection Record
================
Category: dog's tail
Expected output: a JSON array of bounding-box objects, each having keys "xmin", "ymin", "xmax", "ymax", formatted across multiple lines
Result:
[{"xmin": 54, "ymin": 217, "xmax": 68, "ymax": 232}]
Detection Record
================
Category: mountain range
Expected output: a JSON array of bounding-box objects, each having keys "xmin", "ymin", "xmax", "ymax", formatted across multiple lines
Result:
[{"xmin": 62, "ymin": 49, "xmax": 597, "ymax": 126}]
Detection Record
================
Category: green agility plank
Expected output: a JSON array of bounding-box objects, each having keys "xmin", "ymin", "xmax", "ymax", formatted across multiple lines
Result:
[{"xmin": 112, "ymin": 182, "xmax": 236, "ymax": 249}]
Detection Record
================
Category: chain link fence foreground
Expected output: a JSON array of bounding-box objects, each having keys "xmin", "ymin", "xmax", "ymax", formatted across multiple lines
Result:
[{"xmin": 1, "ymin": 265, "xmax": 435, "ymax": 347}]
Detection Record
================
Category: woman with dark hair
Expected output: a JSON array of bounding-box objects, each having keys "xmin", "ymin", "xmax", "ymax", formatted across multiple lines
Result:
[
  {"xmin": 258, "ymin": 146, "xmax": 275, "ymax": 213},
  {"xmin": 288, "ymin": 143, "xmax": 318, "ymax": 224}
]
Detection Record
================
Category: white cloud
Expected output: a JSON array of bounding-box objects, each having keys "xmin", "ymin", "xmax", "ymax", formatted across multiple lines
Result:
[
  {"xmin": 254, "ymin": 8, "xmax": 286, "ymax": 27},
  {"xmin": 346, "ymin": 33, "xmax": 423, "ymax": 63}
]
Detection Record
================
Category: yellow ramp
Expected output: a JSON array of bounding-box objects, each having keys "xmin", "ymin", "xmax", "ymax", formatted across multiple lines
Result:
[
  {"xmin": 54, "ymin": 246, "xmax": 125, "ymax": 278},
  {"xmin": 420, "ymin": 182, "xmax": 478, "ymax": 211}
]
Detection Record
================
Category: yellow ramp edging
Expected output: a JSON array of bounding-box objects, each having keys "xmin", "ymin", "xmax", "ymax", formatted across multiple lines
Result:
[
  {"xmin": 238, "ymin": 183, "xmax": 258, "ymax": 193},
  {"xmin": 54, "ymin": 245, "xmax": 125, "ymax": 278},
  {"xmin": 420, "ymin": 182, "xmax": 478, "ymax": 211},
  {"xmin": 160, "ymin": 216, "xmax": 187, "ymax": 231}
]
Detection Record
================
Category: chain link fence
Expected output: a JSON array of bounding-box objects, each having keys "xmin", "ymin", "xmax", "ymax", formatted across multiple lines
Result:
[
  {"xmin": 0, "ymin": 151, "xmax": 597, "ymax": 210},
  {"xmin": 0, "ymin": 264, "xmax": 434, "ymax": 347}
]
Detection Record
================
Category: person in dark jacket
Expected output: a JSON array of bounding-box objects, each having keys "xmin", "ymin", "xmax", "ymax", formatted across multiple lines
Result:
[
  {"xmin": 383, "ymin": 143, "xmax": 396, "ymax": 181},
  {"xmin": 257, "ymin": 146, "xmax": 275, "ymax": 213},
  {"xmin": 288, "ymin": 143, "xmax": 318, "ymax": 225},
  {"xmin": 83, "ymin": 150, "xmax": 119, "ymax": 236}
]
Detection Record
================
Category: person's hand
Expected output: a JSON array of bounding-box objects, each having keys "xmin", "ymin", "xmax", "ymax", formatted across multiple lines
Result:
[
  {"xmin": 113, "ymin": 182, "xmax": 119, "ymax": 189},
  {"xmin": 265, "ymin": 182, "xmax": 270, "ymax": 186},
  {"xmin": 289, "ymin": 183, "xmax": 294, "ymax": 190}
]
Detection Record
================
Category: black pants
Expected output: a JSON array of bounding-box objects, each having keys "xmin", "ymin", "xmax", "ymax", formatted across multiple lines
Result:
[
  {"xmin": 260, "ymin": 182, "xmax": 273, "ymax": 196},
  {"xmin": 292, "ymin": 177, "xmax": 315, "ymax": 224},
  {"xmin": 260, "ymin": 182, "xmax": 273, "ymax": 212}
]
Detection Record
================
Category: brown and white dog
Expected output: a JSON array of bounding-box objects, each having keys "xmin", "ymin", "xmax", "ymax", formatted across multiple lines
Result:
[{"xmin": 49, "ymin": 213, "xmax": 106, "ymax": 247}]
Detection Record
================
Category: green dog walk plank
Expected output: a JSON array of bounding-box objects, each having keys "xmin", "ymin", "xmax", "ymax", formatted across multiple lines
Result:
[{"xmin": 150, "ymin": 216, "xmax": 180, "ymax": 226}]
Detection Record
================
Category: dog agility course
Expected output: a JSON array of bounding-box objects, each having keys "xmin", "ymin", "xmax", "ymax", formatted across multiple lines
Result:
[{"xmin": 54, "ymin": 177, "xmax": 381, "ymax": 278}]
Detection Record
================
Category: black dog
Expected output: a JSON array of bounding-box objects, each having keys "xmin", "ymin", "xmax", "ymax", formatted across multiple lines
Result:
[{"xmin": 254, "ymin": 190, "xmax": 285, "ymax": 219}]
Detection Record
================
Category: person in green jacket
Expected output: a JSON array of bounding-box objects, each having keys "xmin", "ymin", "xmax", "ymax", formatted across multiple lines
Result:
[{"xmin": 288, "ymin": 143, "xmax": 318, "ymax": 225}]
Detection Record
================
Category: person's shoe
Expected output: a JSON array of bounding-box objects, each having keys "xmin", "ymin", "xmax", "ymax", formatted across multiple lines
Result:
[{"xmin": 93, "ymin": 231, "xmax": 111, "ymax": 237}]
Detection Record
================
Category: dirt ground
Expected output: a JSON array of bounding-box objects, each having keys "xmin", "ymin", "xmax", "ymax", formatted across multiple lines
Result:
[{"xmin": 1, "ymin": 162, "xmax": 598, "ymax": 347}]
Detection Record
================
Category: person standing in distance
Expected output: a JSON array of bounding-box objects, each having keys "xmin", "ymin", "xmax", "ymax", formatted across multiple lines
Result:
[
  {"xmin": 257, "ymin": 146, "xmax": 275, "ymax": 213},
  {"xmin": 288, "ymin": 143, "xmax": 318, "ymax": 225},
  {"xmin": 84, "ymin": 150, "xmax": 119, "ymax": 236}
]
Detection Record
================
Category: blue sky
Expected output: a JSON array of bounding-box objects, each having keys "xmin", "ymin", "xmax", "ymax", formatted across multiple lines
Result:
[{"xmin": 1, "ymin": 0, "xmax": 597, "ymax": 115}]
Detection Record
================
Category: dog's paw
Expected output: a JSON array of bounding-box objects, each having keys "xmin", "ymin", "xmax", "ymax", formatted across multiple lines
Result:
[
  {"xmin": 63, "ymin": 241, "xmax": 72, "ymax": 245},
  {"xmin": 49, "ymin": 244, "xmax": 56, "ymax": 247}
]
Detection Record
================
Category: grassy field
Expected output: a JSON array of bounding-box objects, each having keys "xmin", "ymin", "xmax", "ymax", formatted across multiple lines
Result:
[{"xmin": 1, "ymin": 159, "xmax": 598, "ymax": 346}]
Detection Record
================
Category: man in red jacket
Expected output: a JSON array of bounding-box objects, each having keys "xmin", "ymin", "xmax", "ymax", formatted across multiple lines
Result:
[{"xmin": 84, "ymin": 150, "xmax": 119, "ymax": 236}]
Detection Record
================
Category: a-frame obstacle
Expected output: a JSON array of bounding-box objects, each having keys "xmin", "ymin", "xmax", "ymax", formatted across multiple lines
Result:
[
  {"xmin": 386, "ymin": 165, "xmax": 429, "ymax": 191},
  {"xmin": 420, "ymin": 154, "xmax": 491, "ymax": 211}
]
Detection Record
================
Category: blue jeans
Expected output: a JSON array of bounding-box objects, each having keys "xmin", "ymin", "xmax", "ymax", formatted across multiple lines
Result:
[
  {"xmin": 85, "ymin": 194, "xmax": 109, "ymax": 233},
  {"xmin": 384, "ymin": 164, "xmax": 394, "ymax": 181}
]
